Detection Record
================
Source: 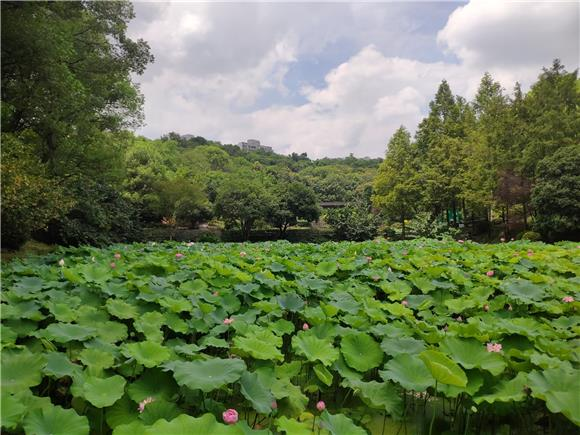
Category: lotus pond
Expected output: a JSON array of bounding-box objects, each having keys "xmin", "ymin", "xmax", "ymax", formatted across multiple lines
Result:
[{"xmin": 1, "ymin": 239, "xmax": 579, "ymax": 434}]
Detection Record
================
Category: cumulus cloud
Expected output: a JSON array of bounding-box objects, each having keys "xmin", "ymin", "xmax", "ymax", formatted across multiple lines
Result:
[{"xmin": 129, "ymin": 1, "xmax": 579, "ymax": 158}]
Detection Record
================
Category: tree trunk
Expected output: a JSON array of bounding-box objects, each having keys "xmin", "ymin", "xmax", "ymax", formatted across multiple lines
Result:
[
  {"xmin": 523, "ymin": 202, "xmax": 528, "ymax": 231},
  {"xmin": 401, "ymin": 215, "xmax": 406, "ymax": 240},
  {"xmin": 451, "ymin": 199, "xmax": 458, "ymax": 227},
  {"xmin": 505, "ymin": 204, "xmax": 510, "ymax": 239}
]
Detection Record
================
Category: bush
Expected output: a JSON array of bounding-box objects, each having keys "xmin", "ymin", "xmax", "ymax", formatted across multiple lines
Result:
[
  {"xmin": 520, "ymin": 231, "xmax": 542, "ymax": 241},
  {"xmin": 1, "ymin": 133, "xmax": 72, "ymax": 249},
  {"xmin": 531, "ymin": 145, "xmax": 580, "ymax": 241},
  {"xmin": 196, "ymin": 232, "xmax": 221, "ymax": 243},
  {"xmin": 325, "ymin": 200, "xmax": 380, "ymax": 241},
  {"xmin": 38, "ymin": 179, "xmax": 142, "ymax": 246}
]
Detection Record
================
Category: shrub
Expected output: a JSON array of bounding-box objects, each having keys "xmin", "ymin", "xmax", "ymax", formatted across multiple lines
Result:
[
  {"xmin": 520, "ymin": 231, "xmax": 542, "ymax": 241},
  {"xmin": 326, "ymin": 200, "xmax": 380, "ymax": 241}
]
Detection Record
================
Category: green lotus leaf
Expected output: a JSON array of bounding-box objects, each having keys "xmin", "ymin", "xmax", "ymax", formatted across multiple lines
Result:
[
  {"xmin": 166, "ymin": 358, "xmax": 246, "ymax": 392},
  {"xmin": 440, "ymin": 337, "xmax": 506, "ymax": 376},
  {"xmin": 271, "ymin": 378, "xmax": 308, "ymax": 415},
  {"xmin": 292, "ymin": 332, "xmax": 339, "ymax": 366},
  {"xmin": 348, "ymin": 380, "xmax": 403, "ymax": 418},
  {"xmin": 277, "ymin": 293, "xmax": 305, "ymax": 312},
  {"xmin": 46, "ymin": 302, "xmax": 78, "ymax": 322},
  {"xmin": 408, "ymin": 274, "xmax": 436, "ymax": 293},
  {"xmin": 112, "ymin": 420, "xmax": 148, "ymax": 435},
  {"xmin": 319, "ymin": 410, "xmax": 367, "ymax": 435},
  {"xmin": 270, "ymin": 319, "xmax": 295, "ymax": 336},
  {"xmin": 316, "ymin": 261, "xmax": 338, "ymax": 277},
  {"xmin": 138, "ymin": 399, "xmax": 182, "ymax": 425},
  {"xmin": 44, "ymin": 352, "xmax": 81, "ymax": 378},
  {"xmin": 380, "ymin": 279, "xmax": 412, "ymax": 299},
  {"xmin": 380, "ymin": 337, "xmax": 426, "ymax": 357},
  {"xmin": 79, "ymin": 347, "xmax": 115, "ymax": 372},
  {"xmin": 122, "ymin": 341, "xmax": 171, "ymax": 368},
  {"xmin": 127, "ymin": 368, "xmax": 179, "ymax": 403},
  {"xmin": 1, "ymin": 351, "xmax": 46, "ymax": 393},
  {"xmin": 79, "ymin": 264, "xmax": 111, "ymax": 283},
  {"xmin": 340, "ymin": 332, "xmax": 383, "ymax": 372},
  {"xmin": 11, "ymin": 276, "xmax": 45, "ymax": 298},
  {"xmin": 438, "ymin": 370, "xmax": 484, "ymax": 398},
  {"xmin": 81, "ymin": 375, "xmax": 126, "ymax": 408},
  {"xmin": 134, "ymin": 312, "xmax": 165, "ymax": 342},
  {"xmin": 180, "ymin": 279, "xmax": 208, "ymax": 296},
  {"xmin": 276, "ymin": 416, "xmax": 312, "ymax": 435},
  {"xmin": 500, "ymin": 279, "xmax": 547, "ymax": 304},
  {"xmin": 106, "ymin": 299, "xmax": 139, "ymax": 319},
  {"xmin": 200, "ymin": 336, "xmax": 230, "ymax": 349},
  {"xmin": 93, "ymin": 321, "xmax": 128, "ymax": 343},
  {"xmin": 233, "ymin": 328, "xmax": 283, "ymax": 361},
  {"xmin": 159, "ymin": 296, "xmax": 192, "ymax": 313},
  {"xmin": 419, "ymin": 350, "xmax": 467, "ymax": 387},
  {"xmin": 147, "ymin": 413, "xmax": 244, "ymax": 434},
  {"xmin": 1, "ymin": 393, "xmax": 27, "ymax": 429},
  {"xmin": 105, "ymin": 394, "xmax": 139, "ymax": 429},
  {"xmin": 37, "ymin": 323, "xmax": 96, "ymax": 343},
  {"xmin": 240, "ymin": 371, "xmax": 275, "ymax": 414},
  {"xmin": 23, "ymin": 404, "xmax": 89, "ymax": 435},
  {"xmin": 380, "ymin": 353, "xmax": 435, "ymax": 391},
  {"xmin": 474, "ymin": 372, "xmax": 528, "ymax": 405},
  {"xmin": 313, "ymin": 363, "xmax": 333, "ymax": 386},
  {"xmin": 527, "ymin": 368, "xmax": 580, "ymax": 426}
]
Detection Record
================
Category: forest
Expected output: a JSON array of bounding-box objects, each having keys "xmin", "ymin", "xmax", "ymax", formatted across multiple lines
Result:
[{"xmin": 2, "ymin": 1, "xmax": 579, "ymax": 251}]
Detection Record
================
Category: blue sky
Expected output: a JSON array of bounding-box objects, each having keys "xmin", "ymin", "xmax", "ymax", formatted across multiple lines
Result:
[{"xmin": 128, "ymin": 1, "xmax": 578, "ymax": 158}]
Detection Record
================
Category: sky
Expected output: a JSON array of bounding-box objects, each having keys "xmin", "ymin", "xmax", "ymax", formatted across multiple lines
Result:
[{"xmin": 128, "ymin": 0, "xmax": 579, "ymax": 158}]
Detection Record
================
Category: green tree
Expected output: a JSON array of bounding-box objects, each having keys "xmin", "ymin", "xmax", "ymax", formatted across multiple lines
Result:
[
  {"xmin": 214, "ymin": 174, "xmax": 274, "ymax": 240},
  {"xmin": 326, "ymin": 199, "xmax": 380, "ymax": 241},
  {"xmin": 531, "ymin": 145, "xmax": 580, "ymax": 241},
  {"xmin": 268, "ymin": 182, "xmax": 320, "ymax": 236},
  {"xmin": 373, "ymin": 127, "xmax": 422, "ymax": 239}
]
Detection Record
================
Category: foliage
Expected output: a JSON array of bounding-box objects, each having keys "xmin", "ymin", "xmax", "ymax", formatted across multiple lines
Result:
[
  {"xmin": 520, "ymin": 231, "xmax": 541, "ymax": 241},
  {"xmin": 532, "ymin": 145, "xmax": 580, "ymax": 241},
  {"xmin": 403, "ymin": 212, "xmax": 461, "ymax": 240},
  {"xmin": 1, "ymin": 133, "xmax": 73, "ymax": 249},
  {"xmin": 1, "ymin": 239, "xmax": 579, "ymax": 434},
  {"xmin": 326, "ymin": 200, "xmax": 380, "ymax": 241},
  {"xmin": 268, "ymin": 182, "xmax": 320, "ymax": 235}
]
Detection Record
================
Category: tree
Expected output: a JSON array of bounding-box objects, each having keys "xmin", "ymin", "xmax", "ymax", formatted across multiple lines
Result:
[
  {"xmin": 326, "ymin": 199, "xmax": 380, "ymax": 241},
  {"xmin": 531, "ymin": 145, "xmax": 580, "ymax": 241},
  {"xmin": 268, "ymin": 182, "xmax": 320, "ymax": 236},
  {"xmin": 1, "ymin": 133, "xmax": 73, "ymax": 248},
  {"xmin": 157, "ymin": 178, "xmax": 212, "ymax": 228},
  {"xmin": 214, "ymin": 174, "xmax": 274, "ymax": 240},
  {"xmin": 373, "ymin": 127, "xmax": 422, "ymax": 239}
]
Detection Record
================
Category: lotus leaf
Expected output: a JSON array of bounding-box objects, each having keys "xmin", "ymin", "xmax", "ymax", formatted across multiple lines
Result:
[
  {"xmin": 23, "ymin": 404, "xmax": 89, "ymax": 435},
  {"xmin": 340, "ymin": 332, "xmax": 383, "ymax": 372},
  {"xmin": 380, "ymin": 353, "xmax": 435, "ymax": 391},
  {"xmin": 419, "ymin": 350, "xmax": 467, "ymax": 387},
  {"xmin": 319, "ymin": 410, "xmax": 367, "ymax": 435},
  {"xmin": 123, "ymin": 341, "xmax": 171, "ymax": 368},
  {"xmin": 293, "ymin": 332, "xmax": 339, "ymax": 366},
  {"xmin": 1, "ymin": 351, "xmax": 46, "ymax": 393},
  {"xmin": 440, "ymin": 337, "xmax": 506, "ymax": 375},
  {"xmin": 240, "ymin": 371, "xmax": 275, "ymax": 414},
  {"xmin": 167, "ymin": 358, "xmax": 246, "ymax": 392}
]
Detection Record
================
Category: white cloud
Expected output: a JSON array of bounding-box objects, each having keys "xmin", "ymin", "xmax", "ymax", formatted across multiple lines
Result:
[{"xmin": 130, "ymin": 1, "xmax": 579, "ymax": 158}]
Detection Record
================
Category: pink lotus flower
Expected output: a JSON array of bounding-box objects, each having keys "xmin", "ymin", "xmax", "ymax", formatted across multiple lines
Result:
[
  {"xmin": 486, "ymin": 270, "xmax": 494, "ymax": 277},
  {"xmin": 365, "ymin": 256, "xmax": 373, "ymax": 262},
  {"xmin": 271, "ymin": 400, "xmax": 278, "ymax": 409},
  {"xmin": 222, "ymin": 408, "xmax": 238, "ymax": 424},
  {"xmin": 401, "ymin": 300, "xmax": 409, "ymax": 307},
  {"xmin": 507, "ymin": 304, "xmax": 513, "ymax": 311},
  {"xmin": 58, "ymin": 258, "xmax": 65, "ymax": 267},
  {"xmin": 456, "ymin": 316, "xmax": 463, "ymax": 322},
  {"xmin": 186, "ymin": 242, "xmax": 194, "ymax": 247},
  {"xmin": 372, "ymin": 275, "xmax": 380, "ymax": 282},
  {"xmin": 458, "ymin": 239, "xmax": 464, "ymax": 244},
  {"xmin": 500, "ymin": 237, "xmax": 505, "ymax": 243},
  {"xmin": 114, "ymin": 253, "xmax": 121, "ymax": 260},
  {"xmin": 302, "ymin": 323, "xmax": 309, "ymax": 330},
  {"xmin": 110, "ymin": 262, "xmax": 116, "ymax": 269},
  {"xmin": 316, "ymin": 401, "xmax": 326, "ymax": 412},
  {"xmin": 239, "ymin": 251, "xmax": 247, "ymax": 257},
  {"xmin": 223, "ymin": 317, "xmax": 234, "ymax": 325},
  {"xmin": 213, "ymin": 291, "xmax": 219, "ymax": 296},
  {"xmin": 562, "ymin": 296, "xmax": 574, "ymax": 303},
  {"xmin": 486, "ymin": 343, "xmax": 502, "ymax": 353},
  {"xmin": 137, "ymin": 396, "xmax": 155, "ymax": 413},
  {"xmin": 483, "ymin": 304, "xmax": 489, "ymax": 312},
  {"xmin": 175, "ymin": 253, "xmax": 184, "ymax": 259}
]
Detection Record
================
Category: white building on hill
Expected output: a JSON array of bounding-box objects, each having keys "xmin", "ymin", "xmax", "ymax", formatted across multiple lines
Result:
[{"xmin": 237, "ymin": 139, "xmax": 273, "ymax": 153}]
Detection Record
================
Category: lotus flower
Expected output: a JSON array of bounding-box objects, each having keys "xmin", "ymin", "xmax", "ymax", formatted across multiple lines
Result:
[
  {"xmin": 500, "ymin": 237, "xmax": 505, "ymax": 242},
  {"xmin": 223, "ymin": 408, "xmax": 238, "ymax": 424},
  {"xmin": 483, "ymin": 304, "xmax": 489, "ymax": 312},
  {"xmin": 58, "ymin": 259, "xmax": 65, "ymax": 267},
  {"xmin": 186, "ymin": 242, "xmax": 194, "ymax": 247},
  {"xmin": 486, "ymin": 343, "xmax": 502, "ymax": 353},
  {"xmin": 458, "ymin": 239, "xmax": 464, "ymax": 243},
  {"xmin": 110, "ymin": 262, "xmax": 116, "ymax": 269},
  {"xmin": 175, "ymin": 253, "xmax": 184, "ymax": 259},
  {"xmin": 271, "ymin": 400, "xmax": 278, "ymax": 409},
  {"xmin": 316, "ymin": 401, "xmax": 326, "ymax": 411},
  {"xmin": 486, "ymin": 270, "xmax": 494, "ymax": 277},
  {"xmin": 302, "ymin": 323, "xmax": 309, "ymax": 330},
  {"xmin": 137, "ymin": 397, "xmax": 155, "ymax": 413},
  {"xmin": 456, "ymin": 316, "xmax": 463, "ymax": 322},
  {"xmin": 223, "ymin": 317, "xmax": 234, "ymax": 325},
  {"xmin": 239, "ymin": 251, "xmax": 247, "ymax": 257},
  {"xmin": 562, "ymin": 296, "xmax": 574, "ymax": 303},
  {"xmin": 213, "ymin": 291, "xmax": 219, "ymax": 296},
  {"xmin": 114, "ymin": 253, "xmax": 121, "ymax": 260},
  {"xmin": 401, "ymin": 300, "xmax": 409, "ymax": 307},
  {"xmin": 365, "ymin": 256, "xmax": 373, "ymax": 262}
]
